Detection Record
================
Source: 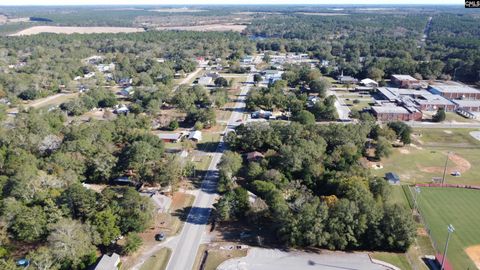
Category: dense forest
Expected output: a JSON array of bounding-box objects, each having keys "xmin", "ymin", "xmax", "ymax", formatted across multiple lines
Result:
[
  {"xmin": 217, "ymin": 121, "xmax": 415, "ymax": 251},
  {"xmin": 0, "ymin": 109, "xmax": 188, "ymax": 269}
]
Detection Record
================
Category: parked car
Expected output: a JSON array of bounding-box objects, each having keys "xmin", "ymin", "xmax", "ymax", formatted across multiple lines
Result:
[{"xmin": 155, "ymin": 232, "xmax": 166, "ymax": 241}]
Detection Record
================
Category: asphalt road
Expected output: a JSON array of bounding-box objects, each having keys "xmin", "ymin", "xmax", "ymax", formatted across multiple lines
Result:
[{"xmin": 165, "ymin": 75, "xmax": 254, "ymax": 270}]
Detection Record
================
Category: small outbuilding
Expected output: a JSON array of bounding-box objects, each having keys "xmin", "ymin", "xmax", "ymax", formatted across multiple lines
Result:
[
  {"xmin": 188, "ymin": 130, "xmax": 202, "ymax": 142},
  {"xmin": 385, "ymin": 172, "xmax": 400, "ymax": 185}
]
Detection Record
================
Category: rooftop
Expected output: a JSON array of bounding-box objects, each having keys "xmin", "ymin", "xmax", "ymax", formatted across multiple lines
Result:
[
  {"xmin": 451, "ymin": 99, "xmax": 480, "ymax": 107},
  {"xmin": 429, "ymin": 81, "xmax": 480, "ymax": 94},
  {"xmin": 95, "ymin": 253, "xmax": 120, "ymax": 270},
  {"xmin": 372, "ymin": 105, "xmax": 409, "ymax": 114},
  {"xmin": 391, "ymin": 74, "xmax": 418, "ymax": 81}
]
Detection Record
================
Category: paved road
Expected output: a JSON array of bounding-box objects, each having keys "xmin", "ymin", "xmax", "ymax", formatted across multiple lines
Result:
[
  {"xmin": 218, "ymin": 248, "xmax": 389, "ymax": 270},
  {"xmin": 165, "ymin": 75, "xmax": 254, "ymax": 270},
  {"xmin": 328, "ymin": 89, "xmax": 351, "ymax": 121}
]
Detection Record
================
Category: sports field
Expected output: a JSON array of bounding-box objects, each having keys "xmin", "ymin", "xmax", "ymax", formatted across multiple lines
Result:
[
  {"xmin": 372, "ymin": 128, "xmax": 480, "ymax": 186},
  {"xmin": 415, "ymin": 187, "xmax": 480, "ymax": 270}
]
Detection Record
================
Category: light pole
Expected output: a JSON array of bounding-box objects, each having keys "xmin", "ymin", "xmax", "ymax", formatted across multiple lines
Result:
[
  {"xmin": 442, "ymin": 152, "xmax": 452, "ymax": 185},
  {"xmin": 440, "ymin": 224, "xmax": 455, "ymax": 270},
  {"xmin": 413, "ymin": 186, "xmax": 421, "ymax": 214}
]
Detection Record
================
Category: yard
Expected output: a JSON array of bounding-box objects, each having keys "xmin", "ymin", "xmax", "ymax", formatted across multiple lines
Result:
[
  {"xmin": 415, "ymin": 187, "xmax": 480, "ymax": 270},
  {"xmin": 193, "ymin": 244, "xmax": 248, "ymax": 270},
  {"xmin": 372, "ymin": 128, "xmax": 480, "ymax": 186},
  {"xmin": 138, "ymin": 248, "xmax": 172, "ymax": 270},
  {"xmin": 158, "ymin": 192, "xmax": 195, "ymax": 236}
]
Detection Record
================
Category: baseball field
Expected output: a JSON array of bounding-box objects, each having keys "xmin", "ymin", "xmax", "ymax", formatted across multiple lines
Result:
[{"xmin": 415, "ymin": 187, "xmax": 480, "ymax": 270}]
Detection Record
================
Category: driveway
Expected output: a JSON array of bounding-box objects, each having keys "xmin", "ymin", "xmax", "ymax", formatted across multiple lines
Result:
[{"xmin": 218, "ymin": 248, "xmax": 390, "ymax": 270}]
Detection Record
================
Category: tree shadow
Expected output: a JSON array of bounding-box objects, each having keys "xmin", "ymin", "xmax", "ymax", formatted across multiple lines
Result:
[
  {"xmin": 196, "ymin": 142, "xmax": 221, "ymax": 153},
  {"xmin": 172, "ymin": 206, "xmax": 212, "ymax": 225}
]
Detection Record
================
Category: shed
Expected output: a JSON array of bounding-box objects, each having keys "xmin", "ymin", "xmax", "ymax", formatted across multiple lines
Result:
[
  {"xmin": 94, "ymin": 253, "xmax": 120, "ymax": 270},
  {"xmin": 385, "ymin": 172, "xmax": 400, "ymax": 185},
  {"xmin": 188, "ymin": 130, "xmax": 202, "ymax": 142}
]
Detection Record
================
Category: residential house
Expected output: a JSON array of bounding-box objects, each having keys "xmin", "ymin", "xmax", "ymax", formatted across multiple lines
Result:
[
  {"xmin": 157, "ymin": 133, "xmax": 184, "ymax": 143},
  {"xmin": 391, "ymin": 75, "xmax": 421, "ymax": 89},
  {"xmin": 120, "ymin": 86, "xmax": 134, "ymax": 97},
  {"xmin": 114, "ymin": 104, "xmax": 129, "ymax": 115},
  {"xmin": 118, "ymin": 78, "xmax": 133, "ymax": 88},
  {"xmin": 197, "ymin": 76, "xmax": 213, "ymax": 86},
  {"xmin": 94, "ymin": 253, "xmax": 120, "ymax": 270},
  {"xmin": 251, "ymin": 110, "xmax": 273, "ymax": 119},
  {"xmin": 241, "ymin": 55, "xmax": 254, "ymax": 64}
]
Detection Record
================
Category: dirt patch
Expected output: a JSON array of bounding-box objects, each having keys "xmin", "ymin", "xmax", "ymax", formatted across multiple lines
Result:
[
  {"xmin": 410, "ymin": 143, "xmax": 424, "ymax": 150},
  {"xmin": 156, "ymin": 24, "xmax": 247, "ymax": 32},
  {"xmin": 417, "ymin": 227, "xmax": 428, "ymax": 237},
  {"xmin": 399, "ymin": 149, "xmax": 410, "ymax": 154},
  {"xmin": 10, "ymin": 26, "xmax": 145, "ymax": 36},
  {"xmin": 465, "ymin": 245, "xmax": 480, "ymax": 269},
  {"xmin": 419, "ymin": 153, "xmax": 471, "ymax": 174}
]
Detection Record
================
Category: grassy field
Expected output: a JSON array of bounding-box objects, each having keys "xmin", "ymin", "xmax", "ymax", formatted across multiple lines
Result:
[
  {"xmin": 416, "ymin": 187, "xmax": 480, "ymax": 270},
  {"xmin": 371, "ymin": 252, "xmax": 412, "ymax": 270},
  {"xmin": 372, "ymin": 128, "xmax": 480, "ymax": 186},
  {"xmin": 139, "ymin": 248, "xmax": 172, "ymax": 270}
]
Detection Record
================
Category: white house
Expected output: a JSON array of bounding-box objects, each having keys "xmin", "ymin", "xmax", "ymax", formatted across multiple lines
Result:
[
  {"xmin": 94, "ymin": 253, "xmax": 120, "ymax": 270},
  {"xmin": 198, "ymin": 76, "xmax": 213, "ymax": 86}
]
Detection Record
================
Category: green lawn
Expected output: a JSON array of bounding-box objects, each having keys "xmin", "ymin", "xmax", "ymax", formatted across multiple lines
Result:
[
  {"xmin": 371, "ymin": 252, "xmax": 412, "ymax": 270},
  {"xmin": 139, "ymin": 248, "xmax": 171, "ymax": 270},
  {"xmin": 416, "ymin": 187, "xmax": 480, "ymax": 270},
  {"xmin": 373, "ymin": 128, "xmax": 480, "ymax": 186}
]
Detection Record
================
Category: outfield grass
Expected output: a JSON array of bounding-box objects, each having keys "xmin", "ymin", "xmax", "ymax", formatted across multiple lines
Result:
[
  {"xmin": 139, "ymin": 248, "xmax": 171, "ymax": 270},
  {"xmin": 416, "ymin": 187, "xmax": 480, "ymax": 270},
  {"xmin": 373, "ymin": 128, "xmax": 480, "ymax": 186}
]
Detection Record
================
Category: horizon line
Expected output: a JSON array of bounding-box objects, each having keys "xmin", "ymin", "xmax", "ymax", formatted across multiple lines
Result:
[{"xmin": 0, "ymin": 3, "xmax": 464, "ymax": 6}]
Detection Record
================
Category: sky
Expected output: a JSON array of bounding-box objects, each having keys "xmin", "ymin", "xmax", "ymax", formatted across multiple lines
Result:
[{"xmin": 0, "ymin": 0, "xmax": 464, "ymax": 6}]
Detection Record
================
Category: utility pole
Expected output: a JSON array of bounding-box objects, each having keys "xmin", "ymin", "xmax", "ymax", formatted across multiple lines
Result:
[
  {"xmin": 440, "ymin": 224, "xmax": 455, "ymax": 270},
  {"xmin": 442, "ymin": 152, "xmax": 451, "ymax": 185}
]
